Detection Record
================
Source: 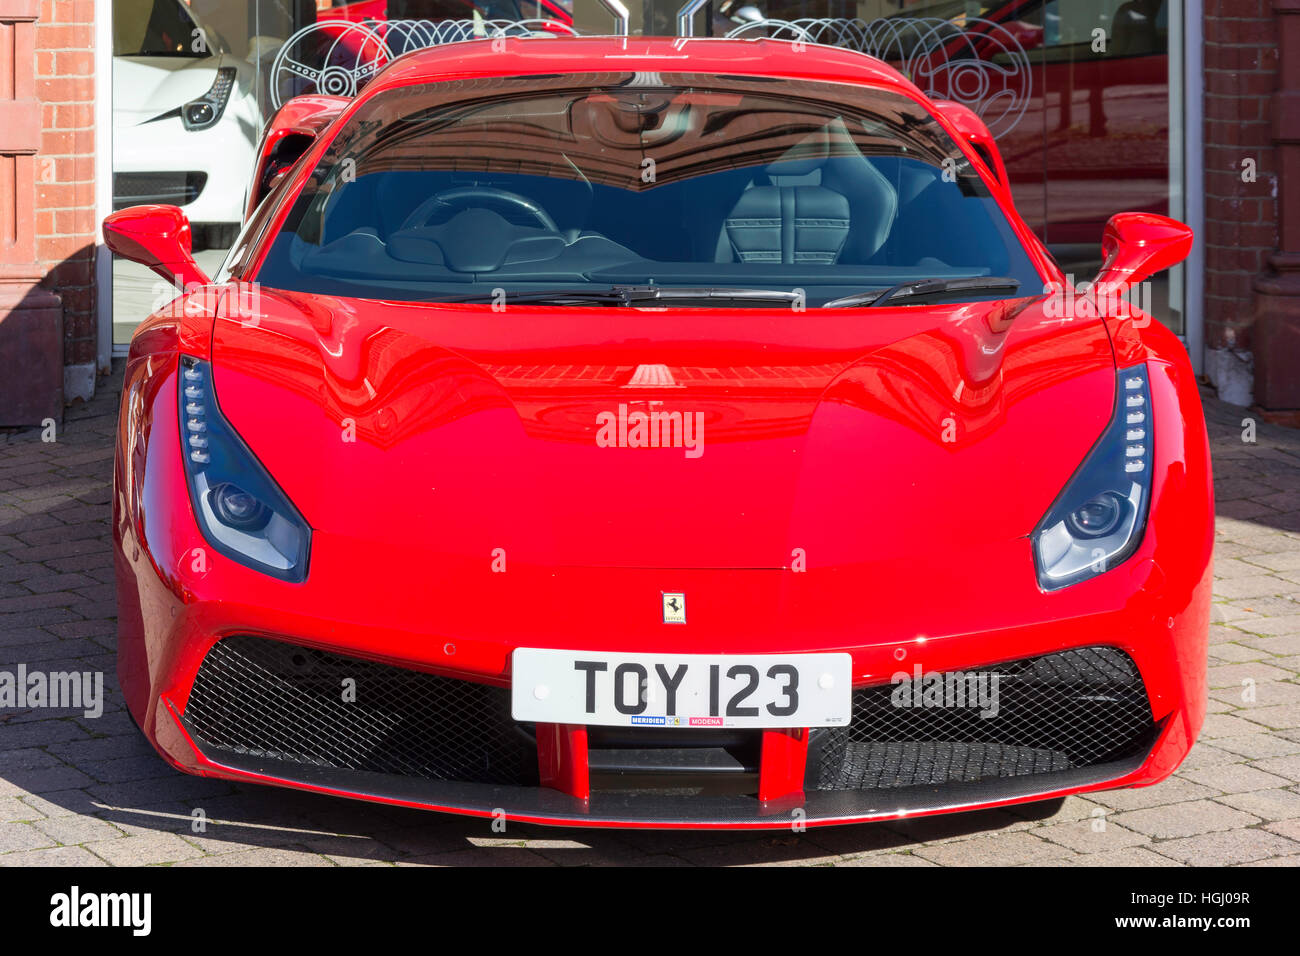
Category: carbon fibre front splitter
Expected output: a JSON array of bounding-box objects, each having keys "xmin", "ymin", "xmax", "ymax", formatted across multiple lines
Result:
[{"xmin": 187, "ymin": 734, "xmax": 1154, "ymax": 830}]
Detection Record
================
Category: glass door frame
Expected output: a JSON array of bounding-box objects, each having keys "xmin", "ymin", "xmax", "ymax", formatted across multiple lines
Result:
[
  {"xmin": 96, "ymin": 0, "xmax": 114, "ymax": 370},
  {"xmin": 1178, "ymin": 0, "xmax": 1206, "ymax": 376},
  {"xmin": 99, "ymin": 0, "xmax": 305, "ymax": 359}
]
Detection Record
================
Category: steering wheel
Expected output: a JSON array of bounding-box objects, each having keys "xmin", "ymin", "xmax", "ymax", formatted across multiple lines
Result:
[
  {"xmin": 400, "ymin": 187, "xmax": 560, "ymax": 233},
  {"xmin": 268, "ymin": 21, "xmax": 391, "ymax": 110}
]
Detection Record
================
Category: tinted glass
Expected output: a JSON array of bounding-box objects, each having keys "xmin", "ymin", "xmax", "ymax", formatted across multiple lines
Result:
[
  {"xmin": 113, "ymin": 0, "xmax": 208, "ymax": 58},
  {"xmin": 256, "ymin": 74, "xmax": 1043, "ymax": 306}
]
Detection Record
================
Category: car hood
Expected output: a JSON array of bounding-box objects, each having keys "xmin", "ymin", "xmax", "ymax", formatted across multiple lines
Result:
[
  {"xmin": 210, "ymin": 290, "xmax": 1117, "ymax": 570},
  {"xmin": 112, "ymin": 54, "xmax": 229, "ymax": 125}
]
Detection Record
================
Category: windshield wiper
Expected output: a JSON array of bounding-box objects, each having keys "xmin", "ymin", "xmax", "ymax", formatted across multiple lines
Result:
[
  {"xmin": 822, "ymin": 276, "xmax": 1021, "ymax": 309},
  {"xmin": 447, "ymin": 286, "xmax": 805, "ymax": 306}
]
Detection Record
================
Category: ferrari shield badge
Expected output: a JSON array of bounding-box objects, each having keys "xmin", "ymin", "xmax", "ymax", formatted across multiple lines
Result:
[{"xmin": 662, "ymin": 592, "xmax": 686, "ymax": 624}]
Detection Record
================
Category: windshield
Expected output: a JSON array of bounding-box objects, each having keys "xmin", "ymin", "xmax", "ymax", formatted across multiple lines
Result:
[
  {"xmin": 113, "ymin": 0, "xmax": 210, "ymax": 58},
  {"xmin": 256, "ymin": 73, "xmax": 1043, "ymax": 307}
]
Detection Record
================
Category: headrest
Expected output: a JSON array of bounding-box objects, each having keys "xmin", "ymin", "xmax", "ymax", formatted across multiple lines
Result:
[{"xmin": 767, "ymin": 117, "xmax": 860, "ymax": 177}]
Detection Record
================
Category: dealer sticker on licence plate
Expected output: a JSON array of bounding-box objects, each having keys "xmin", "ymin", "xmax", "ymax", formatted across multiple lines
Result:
[{"xmin": 511, "ymin": 649, "xmax": 853, "ymax": 728}]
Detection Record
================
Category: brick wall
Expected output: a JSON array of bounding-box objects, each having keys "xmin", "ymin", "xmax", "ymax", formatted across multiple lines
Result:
[
  {"xmin": 33, "ymin": 0, "xmax": 96, "ymax": 372},
  {"xmin": 1203, "ymin": 0, "xmax": 1280, "ymax": 353}
]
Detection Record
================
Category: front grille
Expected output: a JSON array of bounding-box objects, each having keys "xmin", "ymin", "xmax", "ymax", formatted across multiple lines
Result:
[
  {"xmin": 113, "ymin": 172, "xmax": 207, "ymax": 209},
  {"xmin": 182, "ymin": 638, "xmax": 1154, "ymax": 809},
  {"xmin": 184, "ymin": 636, "xmax": 537, "ymax": 786},
  {"xmin": 810, "ymin": 646, "xmax": 1156, "ymax": 791}
]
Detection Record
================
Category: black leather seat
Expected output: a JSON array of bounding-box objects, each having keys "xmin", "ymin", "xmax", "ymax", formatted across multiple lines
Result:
[{"xmin": 716, "ymin": 119, "xmax": 898, "ymax": 265}]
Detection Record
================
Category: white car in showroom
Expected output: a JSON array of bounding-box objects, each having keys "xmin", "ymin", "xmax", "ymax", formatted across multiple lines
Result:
[{"xmin": 113, "ymin": 0, "xmax": 262, "ymax": 248}]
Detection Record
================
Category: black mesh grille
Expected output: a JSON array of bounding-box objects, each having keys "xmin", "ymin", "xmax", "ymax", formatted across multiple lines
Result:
[
  {"xmin": 184, "ymin": 636, "xmax": 537, "ymax": 786},
  {"xmin": 113, "ymin": 172, "xmax": 207, "ymax": 209},
  {"xmin": 811, "ymin": 646, "xmax": 1156, "ymax": 791}
]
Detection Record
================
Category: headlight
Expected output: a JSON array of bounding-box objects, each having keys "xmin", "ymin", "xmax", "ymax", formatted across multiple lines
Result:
[
  {"xmin": 182, "ymin": 67, "xmax": 237, "ymax": 132},
  {"xmin": 178, "ymin": 356, "xmax": 310, "ymax": 581},
  {"xmin": 1033, "ymin": 365, "xmax": 1152, "ymax": 590}
]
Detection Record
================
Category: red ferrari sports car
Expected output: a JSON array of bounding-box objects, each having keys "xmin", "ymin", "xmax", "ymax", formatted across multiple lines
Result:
[{"xmin": 105, "ymin": 35, "xmax": 1211, "ymax": 829}]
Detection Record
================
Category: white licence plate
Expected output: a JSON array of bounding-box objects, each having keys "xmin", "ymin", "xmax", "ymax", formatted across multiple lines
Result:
[{"xmin": 511, "ymin": 649, "xmax": 853, "ymax": 729}]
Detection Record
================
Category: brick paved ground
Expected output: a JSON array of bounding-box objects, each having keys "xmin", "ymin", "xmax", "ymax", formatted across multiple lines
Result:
[{"xmin": 2, "ymin": 364, "xmax": 1299, "ymax": 867}]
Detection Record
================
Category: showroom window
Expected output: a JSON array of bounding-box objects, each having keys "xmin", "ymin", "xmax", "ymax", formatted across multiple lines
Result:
[
  {"xmin": 847, "ymin": 0, "xmax": 1189, "ymax": 337},
  {"xmin": 110, "ymin": 0, "xmax": 315, "ymax": 348},
  {"xmin": 107, "ymin": 0, "xmax": 1195, "ymax": 350}
]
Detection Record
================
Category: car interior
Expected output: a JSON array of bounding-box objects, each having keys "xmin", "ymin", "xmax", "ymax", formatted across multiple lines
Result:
[{"xmin": 258, "ymin": 105, "xmax": 1040, "ymax": 304}]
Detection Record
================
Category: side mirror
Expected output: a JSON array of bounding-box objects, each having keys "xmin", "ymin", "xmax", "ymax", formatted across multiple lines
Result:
[
  {"xmin": 103, "ymin": 205, "xmax": 211, "ymax": 289},
  {"xmin": 1095, "ymin": 212, "xmax": 1193, "ymax": 290},
  {"xmin": 933, "ymin": 100, "xmax": 1010, "ymax": 188}
]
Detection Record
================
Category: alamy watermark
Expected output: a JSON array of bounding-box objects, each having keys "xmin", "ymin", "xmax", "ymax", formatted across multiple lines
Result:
[
  {"xmin": 890, "ymin": 664, "xmax": 1001, "ymax": 719},
  {"xmin": 1043, "ymin": 275, "xmax": 1153, "ymax": 325},
  {"xmin": 49, "ymin": 887, "xmax": 150, "ymax": 936},
  {"xmin": 0, "ymin": 665, "xmax": 103, "ymax": 719},
  {"xmin": 595, "ymin": 404, "xmax": 705, "ymax": 458},
  {"xmin": 150, "ymin": 279, "xmax": 262, "ymax": 324}
]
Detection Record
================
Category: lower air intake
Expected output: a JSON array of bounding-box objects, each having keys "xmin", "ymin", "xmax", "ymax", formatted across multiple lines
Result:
[
  {"xmin": 809, "ymin": 645, "xmax": 1157, "ymax": 791},
  {"xmin": 183, "ymin": 635, "xmax": 537, "ymax": 786},
  {"xmin": 113, "ymin": 172, "xmax": 207, "ymax": 209}
]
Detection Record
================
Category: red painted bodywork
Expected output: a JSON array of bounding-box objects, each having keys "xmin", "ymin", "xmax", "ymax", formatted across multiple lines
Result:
[
  {"xmin": 933, "ymin": 100, "xmax": 1012, "ymax": 195},
  {"xmin": 245, "ymin": 95, "xmax": 350, "ymax": 221},
  {"xmin": 538, "ymin": 724, "xmax": 590, "ymax": 800},
  {"xmin": 1098, "ymin": 212, "xmax": 1196, "ymax": 290},
  {"xmin": 110, "ymin": 37, "xmax": 1212, "ymax": 829},
  {"xmin": 102, "ymin": 205, "xmax": 209, "ymax": 289}
]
